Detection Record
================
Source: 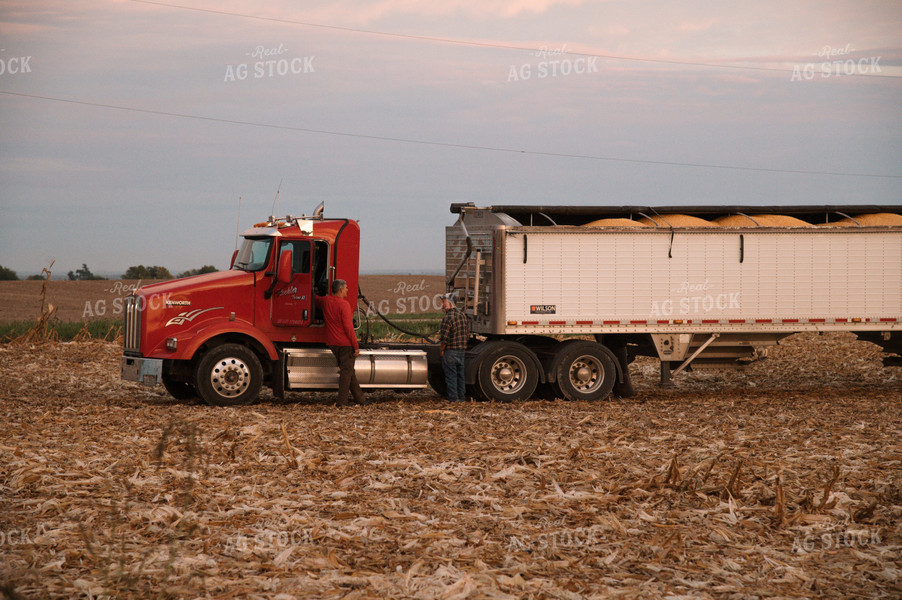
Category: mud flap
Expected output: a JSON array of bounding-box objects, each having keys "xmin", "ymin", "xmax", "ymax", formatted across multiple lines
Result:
[{"xmin": 272, "ymin": 351, "xmax": 286, "ymax": 400}]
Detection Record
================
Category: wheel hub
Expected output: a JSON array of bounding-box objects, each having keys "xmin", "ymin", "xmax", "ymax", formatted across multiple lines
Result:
[
  {"xmin": 211, "ymin": 358, "xmax": 250, "ymax": 397},
  {"xmin": 569, "ymin": 356, "xmax": 602, "ymax": 391},
  {"xmin": 491, "ymin": 358, "xmax": 524, "ymax": 392}
]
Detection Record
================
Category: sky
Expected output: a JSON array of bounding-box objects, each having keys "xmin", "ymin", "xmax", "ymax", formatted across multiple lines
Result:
[{"xmin": 1, "ymin": 0, "xmax": 900, "ymax": 277}]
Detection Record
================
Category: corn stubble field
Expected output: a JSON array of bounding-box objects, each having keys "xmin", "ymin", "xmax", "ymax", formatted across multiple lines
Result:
[{"xmin": 1, "ymin": 331, "xmax": 901, "ymax": 599}]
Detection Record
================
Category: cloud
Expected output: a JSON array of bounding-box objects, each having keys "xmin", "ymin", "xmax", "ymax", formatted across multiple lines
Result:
[
  {"xmin": 258, "ymin": 0, "xmax": 588, "ymax": 23},
  {"xmin": 677, "ymin": 19, "xmax": 716, "ymax": 33}
]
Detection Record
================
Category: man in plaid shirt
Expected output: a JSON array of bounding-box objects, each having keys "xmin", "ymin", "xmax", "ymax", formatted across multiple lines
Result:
[{"xmin": 439, "ymin": 294, "xmax": 469, "ymax": 402}]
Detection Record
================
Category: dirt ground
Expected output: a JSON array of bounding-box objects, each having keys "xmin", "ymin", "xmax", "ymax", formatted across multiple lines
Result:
[
  {"xmin": 0, "ymin": 276, "xmax": 446, "ymax": 324},
  {"xmin": 0, "ymin": 332, "xmax": 900, "ymax": 599}
]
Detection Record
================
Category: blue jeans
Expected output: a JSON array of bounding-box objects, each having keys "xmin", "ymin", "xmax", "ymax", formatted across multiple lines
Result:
[{"xmin": 442, "ymin": 349, "xmax": 466, "ymax": 401}]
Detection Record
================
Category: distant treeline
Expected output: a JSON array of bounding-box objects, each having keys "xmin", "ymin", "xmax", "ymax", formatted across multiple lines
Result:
[{"xmin": 0, "ymin": 263, "xmax": 219, "ymax": 281}]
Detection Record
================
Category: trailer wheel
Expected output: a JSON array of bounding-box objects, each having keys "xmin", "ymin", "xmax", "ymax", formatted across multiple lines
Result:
[
  {"xmin": 476, "ymin": 342, "xmax": 538, "ymax": 402},
  {"xmin": 552, "ymin": 341, "xmax": 616, "ymax": 401},
  {"xmin": 195, "ymin": 343, "xmax": 263, "ymax": 406}
]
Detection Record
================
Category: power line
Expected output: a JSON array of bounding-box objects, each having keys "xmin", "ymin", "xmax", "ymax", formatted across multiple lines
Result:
[
  {"xmin": 129, "ymin": 0, "xmax": 900, "ymax": 78},
  {"xmin": 2, "ymin": 89, "xmax": 899, "ymax": 179}
]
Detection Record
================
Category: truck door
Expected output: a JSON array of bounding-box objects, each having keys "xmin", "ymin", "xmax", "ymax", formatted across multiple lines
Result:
[{"xmin": 271, "ymin": 240, "xmax": 313, "ymax": 327}]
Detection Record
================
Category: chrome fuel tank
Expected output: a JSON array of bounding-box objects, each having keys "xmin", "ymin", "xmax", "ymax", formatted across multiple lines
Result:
[{"xmin": 283, "ymin": 348, "xmax": 428, "ymax": 390}]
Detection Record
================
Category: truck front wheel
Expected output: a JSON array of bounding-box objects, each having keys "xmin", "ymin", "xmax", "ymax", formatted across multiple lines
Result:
[{"xmin": 195, "ymin": 343, "xmax": 263, "ymax": 406}]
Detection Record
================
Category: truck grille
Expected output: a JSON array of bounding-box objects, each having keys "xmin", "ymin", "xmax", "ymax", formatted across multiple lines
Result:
[{"xmin": 123, "ymin": 295, "xmax": 141, "ymax": 354}]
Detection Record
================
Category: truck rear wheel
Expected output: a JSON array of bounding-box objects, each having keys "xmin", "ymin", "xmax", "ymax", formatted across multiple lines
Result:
[
  {"xmin": 427, "ymin": 366, "xmax": 448, "ymax": 398},
  {"xmin": 475, "ymin": 342, "xmax": 539, "ymax": 402},
  {"xmin": 195, "ymin": 343, "xmax": 263, "ymax": 406},
  {"xmin": 552, "ymin": 341, "xmax": 616, "ymax": 401}
]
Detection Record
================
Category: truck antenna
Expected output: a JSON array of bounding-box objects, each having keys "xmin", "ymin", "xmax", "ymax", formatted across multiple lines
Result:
[
  {"xmin": 235, "ymin": 196, "xmax": 242, "ymax": 251},
  {"xmin": 271, "ymin": 179, "xmax": 282, "ymax": 217}
]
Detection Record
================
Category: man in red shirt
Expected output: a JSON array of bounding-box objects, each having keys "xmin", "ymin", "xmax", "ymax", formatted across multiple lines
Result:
[{"xmin": 315, "ymin": 279, "xmax": 366, "ymax": 407}]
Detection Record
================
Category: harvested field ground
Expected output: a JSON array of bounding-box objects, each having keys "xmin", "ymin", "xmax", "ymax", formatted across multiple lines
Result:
[{"xmin": 1, "ymin": 333, "xmax": 901, "ymax": 599}]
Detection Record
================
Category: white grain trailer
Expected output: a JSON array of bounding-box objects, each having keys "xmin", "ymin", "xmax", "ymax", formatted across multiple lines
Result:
[{"xmin": 445, "ymin": 204, "xmax": 902, "ymax": 402}]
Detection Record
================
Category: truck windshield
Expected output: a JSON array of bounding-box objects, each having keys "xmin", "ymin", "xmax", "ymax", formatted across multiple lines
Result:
[{"xmin": 232, "ymin": 237, "xmax": 273, "ymax": 272}]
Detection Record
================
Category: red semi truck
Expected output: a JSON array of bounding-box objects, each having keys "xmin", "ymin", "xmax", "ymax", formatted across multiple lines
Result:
[{"xmin": 122, "ymin": 203, "xmax": 902, "ymax": 406}]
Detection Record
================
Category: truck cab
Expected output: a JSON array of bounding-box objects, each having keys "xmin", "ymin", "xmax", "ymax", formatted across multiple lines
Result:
[{"xmin": 121, "ymin": 211, "xmax": 427, "ymax": 405}]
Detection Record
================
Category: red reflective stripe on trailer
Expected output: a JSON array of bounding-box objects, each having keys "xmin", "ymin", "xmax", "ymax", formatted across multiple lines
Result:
[
  {"xmin": 630, "ymin": 320, "xmax": 647, "ymax": 324},
  {"xmin": 836, "ymin": 318, "xmax": 848, "ymax": 322},
  {"xmin": 880, "ymin": 318, "xmax": 897, "ymax": 322},
  {"xmin": 657, "ymin": 320, "xmax": 669, "ymax": 324},
  {"xmin": 729, "ymin": 319, "xmax": 746, "ymax": 324},
  {"xmin": 756, "ymin": 319, "xmax": 772, "ymax": 323},
  {"xmin": 782, "ymin": 319, "xmax": 799, "ymax": 323},
  {"xmin": 702, "ymin": 319, "xmax": 718, "ymax": 324},
  {"xmin": 549, "ymin": 320, "xmax": 565, "ymax": 325},
  {"xmin": 522, "ymin": 321, "xmax": 539, "ymax": 325},
  {"xmin": 576, "ymin": 320, "xmax": 593, "ymax": 325}
]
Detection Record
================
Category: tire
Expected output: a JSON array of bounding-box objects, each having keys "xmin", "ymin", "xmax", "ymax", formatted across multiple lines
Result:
[
  {"xmin": 475, "ymin": 342, "xmax": 539, "ymax": 402},
  {"xmin": 161, "ymin": 360, "xmax": 198, "ymax": 401},
  {"xmin": 427, "ymin": 365, "xmax": 448, "ymax": 398},
  {"xmin": 161, "ymin": 373, "xmax": 198, "ymax": 401},
  {"xmin": 466, "ymin": 383, "xmax": 485, "ymax": 402},
  {"xmin": 551, "ymin": 341, "xmax": 616, "ymax": 402},
  {"xmin": 195, "ymin": 344, "xmax": 263, "ymax": 406},
  {"xmin": 534, "ymin": 382, "xmax": 560, "ymax": 401}
]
